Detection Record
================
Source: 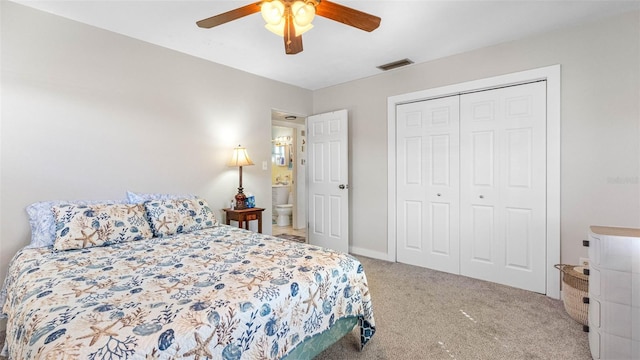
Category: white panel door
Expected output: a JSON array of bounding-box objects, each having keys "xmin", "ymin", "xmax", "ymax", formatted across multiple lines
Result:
[
  {"xmin": 459, "ymin": 81, "xmax": 547, "ymax": 293},
  {"xmin": 307, "ymin": 110, "xmax": 349, "ymax": 253},
  {"xmin": 396, "ymin": 96, "xmax": 460, "ymax": 273}
]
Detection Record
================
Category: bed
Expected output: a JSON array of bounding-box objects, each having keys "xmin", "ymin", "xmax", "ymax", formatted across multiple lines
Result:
[{"xmin": 0, "ymin": 196, "xmax": 375, "ymax": 359}]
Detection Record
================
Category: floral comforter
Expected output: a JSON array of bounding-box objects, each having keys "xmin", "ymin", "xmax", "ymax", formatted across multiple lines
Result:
[{"xmin": 1, "ymin": 225, "xmax": 375, "ymax": 359}]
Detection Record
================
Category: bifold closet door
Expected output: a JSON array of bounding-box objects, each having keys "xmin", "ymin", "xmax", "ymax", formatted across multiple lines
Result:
[
  {"xmin": 396, "ymin": 96, "xmax": 460, "ymax": 274},
  {"xmin": 459, "ymin": 81, "xmax": 547, "ymax": 294}
]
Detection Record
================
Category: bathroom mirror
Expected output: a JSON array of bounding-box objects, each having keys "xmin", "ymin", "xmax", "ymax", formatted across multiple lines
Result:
[{"xmin": 273, "ymin": 145, "xmax": 287, "ymax": 166}]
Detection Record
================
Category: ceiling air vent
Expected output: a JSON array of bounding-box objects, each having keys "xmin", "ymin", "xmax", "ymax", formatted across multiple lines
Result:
[{"xmin": 377, "ymin": 58, "xmax": 414, "ymax": 71}]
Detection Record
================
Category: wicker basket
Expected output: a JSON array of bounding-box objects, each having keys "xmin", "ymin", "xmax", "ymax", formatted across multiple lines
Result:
[{"xmin": 555, "ymin": 264, "xmax": 589, "ymax": 326}]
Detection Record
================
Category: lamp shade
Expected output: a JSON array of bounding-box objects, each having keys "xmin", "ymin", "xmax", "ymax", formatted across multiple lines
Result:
[{"xmin": 228, "ymin": 145, "xmax": 254, "ymax": 167}]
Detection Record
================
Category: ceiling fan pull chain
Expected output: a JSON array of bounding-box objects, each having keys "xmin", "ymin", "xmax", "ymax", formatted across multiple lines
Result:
[{"xmin": 285, "ymin": 5, "xmax": 293, "ymax": 45}]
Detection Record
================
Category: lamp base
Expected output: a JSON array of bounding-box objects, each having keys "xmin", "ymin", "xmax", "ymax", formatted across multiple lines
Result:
[{"xmin": 235, "ymin": 192, "xmax": 247, "ymax": 210}]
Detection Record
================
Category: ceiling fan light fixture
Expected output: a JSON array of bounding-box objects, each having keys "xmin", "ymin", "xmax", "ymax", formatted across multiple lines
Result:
[
  {"xmin": 265, "ymin": 23, "xmax": 285, "ymax": 36},
  {"xmin": 261, "ymin": 0, "xmax": 285, "ymax": 25},
  {"xmin": 266, "ymin": 22, "xmax": 313, "ymax": 37},
  {"xmin": 292, "ymin": 1, "xmax": 316, "ymax": 27},
  {"xmin": 261, "ymin": 0, "xmax": 316, "ymax": 37}
]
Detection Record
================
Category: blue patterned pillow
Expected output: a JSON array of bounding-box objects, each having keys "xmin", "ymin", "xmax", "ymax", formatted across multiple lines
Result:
[
  {"xmin": 52, "ymin": 203, "xmax": 153, "ymax": 251},
  {"xmin": 191, "ymin": 197, "xmax": 218, "ymax": 228},
  {"xmin": 144, "ymin": 198, "xmax": 217, "ymax": 237},
  {"xmin": 126, "ymin": 191, "xmax": 195, "ymax": 204},
  {"xmin": 26, "ymin": 199, "xmax": 127, "ymax": 248}
]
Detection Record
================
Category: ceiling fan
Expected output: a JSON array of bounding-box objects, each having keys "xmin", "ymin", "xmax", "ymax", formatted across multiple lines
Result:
[{"xmin": 196, "ymin": 0, "xmax": 381, "ymax": 55}]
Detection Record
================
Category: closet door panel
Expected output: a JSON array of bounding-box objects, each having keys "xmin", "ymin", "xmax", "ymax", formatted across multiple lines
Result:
[
  {"xmin": 505, "ymin": 207, "xmax": 533, "ymax": 270},
  {"xmin": 460, "ymin": 81, "xmax": 547, "ymax": 293},
  {"xmin": 506, "ymin": 128, "xmax": 532, "ymax": 188},
  {"xmin": 431, "ymin": 202, "xmax": 451, "ymax": 255},
  {"xmin": 471, "ymin": 205, "xmax": 495, "ymax": 263},
  {"xmin": 471, "ymin": 131, "xmax": 495, "ymax": 187},
  {"xmin": 396, "ymin": 96, "xmax": 460, "ymax": 273},
  {"xmin": 397, "ymin": 106, "xmax": 427, "ymax": 266},
  {"xmin": 430, "ymin": 134, "xmax": 451, "ymax": 186},
  {"xmin": 403, "ymin": 200, "xmax": 423, "ymax": 250}
]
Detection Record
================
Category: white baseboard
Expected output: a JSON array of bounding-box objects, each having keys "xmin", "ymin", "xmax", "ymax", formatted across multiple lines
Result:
[{"xmin": 349, "ymin": 246, "xmax": 389, "ymax": 261}]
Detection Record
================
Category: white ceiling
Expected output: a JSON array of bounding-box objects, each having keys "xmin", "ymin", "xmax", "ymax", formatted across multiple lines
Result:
[{"xmin": 11, "ymin": 0, "xmax": 640, "ymax": 90}]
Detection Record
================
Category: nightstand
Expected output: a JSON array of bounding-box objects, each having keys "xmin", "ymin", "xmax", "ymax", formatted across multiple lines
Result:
[{"xmin": 223, "ymin": 207, "xmax": 265, "ymax": 233}]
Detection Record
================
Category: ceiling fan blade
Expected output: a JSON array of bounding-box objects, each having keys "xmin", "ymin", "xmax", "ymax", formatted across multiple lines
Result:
[
  {"xmin": 196, "ymin": 2, "xmax": 261, "ymax": 28},
  {"xmin": 284, "ymin": 13, "xmax": 303, "ymax": 54},
  {"xmin": 316, "ymin": 0, "xmax": 381, "ymax": 32}
]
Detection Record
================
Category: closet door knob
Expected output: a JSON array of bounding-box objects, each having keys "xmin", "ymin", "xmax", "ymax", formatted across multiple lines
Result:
[
  {"xmin": 479, "ymin": 195, "xmax": 484, "ymax": 199},
  {"xmin": 437, "ymin": 193, "xmax": 441, "ymax": 197}
]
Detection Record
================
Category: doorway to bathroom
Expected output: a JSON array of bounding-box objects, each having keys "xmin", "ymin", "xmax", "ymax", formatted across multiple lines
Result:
[{"xmin": 271, "ymin": 110, "xmax": 307, "ymax": 241}]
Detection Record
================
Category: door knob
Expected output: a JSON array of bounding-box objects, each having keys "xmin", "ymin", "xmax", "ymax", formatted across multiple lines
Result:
[
  {"xmin": 339, "ymin": 184, "xmax": 349, "ymax": 190},
  {"xmin": 437, "ymin": 193, "xmax": 441, "ymax": 197},
  {"xmin": 479, "ymin": 195, "xmax": 484, "ymax": 199}
]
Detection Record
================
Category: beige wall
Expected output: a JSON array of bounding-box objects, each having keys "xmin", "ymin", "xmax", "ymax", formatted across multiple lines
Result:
[
  {"xmin": 313, "ymin": 11, "xmax": 640, "ymax": 264},
  {"xmin": 0, "ymin": 1, "xmax": 313, "ymax": 301}
]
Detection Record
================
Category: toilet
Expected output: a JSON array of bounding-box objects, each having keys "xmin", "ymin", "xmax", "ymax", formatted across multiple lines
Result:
[{"xmin": 275, "ymin": 193, "xmax": 293, "ymax": 227}]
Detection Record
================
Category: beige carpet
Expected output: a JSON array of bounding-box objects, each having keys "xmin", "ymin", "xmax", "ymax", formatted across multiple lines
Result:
[
  {"xmin": 317, "ymin": 256, "xmax": 591, "ymax": 359},
  {"xmin": 0, "ymin": 256, "xmax": 591, "ymax": 360}
]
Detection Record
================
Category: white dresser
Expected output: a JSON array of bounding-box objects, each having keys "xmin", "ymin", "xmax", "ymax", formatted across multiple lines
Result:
[{"xmin": 587, "ymin": 226, "xmax": 640, "ymax": 359}]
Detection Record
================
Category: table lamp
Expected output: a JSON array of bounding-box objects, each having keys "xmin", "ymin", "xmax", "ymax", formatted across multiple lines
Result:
[{"xmin": 228, "ymin": 145, "xmax": 254, "ymax": 209}]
